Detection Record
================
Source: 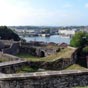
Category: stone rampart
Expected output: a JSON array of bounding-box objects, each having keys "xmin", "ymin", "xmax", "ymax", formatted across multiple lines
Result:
[
  {"xmin": 0, "ymin": 60, "xmax": 28, "ymax": 74},
  {"xmin": 28, "ymin": 57, "xmax": 74, "ymax": 70},
  {"xmin": 41, "ymin": 58, "xmax": 74, "ymax": 70},
  {"xmin": 0, "ymin": 52, "xmax": 21, "ymax": 61},
  {"xmin": 0, "ymin": 70, "xmax": 88, "ymax": 88},
  {"xmin": 2, "ymin": 43, "xmax": 19, "ymax": 55},
  {"xmin": 19, "ymin": 42, "xmax": 59, "ymax": 57}
]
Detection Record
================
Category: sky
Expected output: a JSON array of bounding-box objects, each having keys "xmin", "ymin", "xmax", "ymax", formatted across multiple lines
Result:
[{"xmin": 0, "ymin": 0, "xmax": 88, "ymax": 26}]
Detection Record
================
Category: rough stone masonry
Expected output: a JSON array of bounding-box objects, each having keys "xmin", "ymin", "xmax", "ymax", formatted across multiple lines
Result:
[{"xmin": 0, "ymin": 70, "xmax": 88, "ymax": 88}]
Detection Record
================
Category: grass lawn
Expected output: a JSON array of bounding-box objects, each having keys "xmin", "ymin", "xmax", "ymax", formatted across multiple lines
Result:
[
  {"xmin": 65, "ymin": 64, "xmax": 87, "ymax": 70},
  {"xmin": 16, "ymin": 47, "xmax": 76, "ymax": 62},
  {"xmin": 0, "ymin": 58, "xmax": 11, "ymax": 62},
  {"xmin": 16, "ymin": 66, "xmax": 38, "ymax": 73},
  {"xmin": 73, "ymin": 86, "xmax": 88, "ymax": 88},
  {"xmin": 17, "ymin": 53, "xmax": 42, "ymax": 61}
]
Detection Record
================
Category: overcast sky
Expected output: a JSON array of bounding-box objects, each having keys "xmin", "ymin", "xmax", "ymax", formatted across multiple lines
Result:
[{"xmin": 0, "ymin": 0, "xmax": 88, "ymax": 26}]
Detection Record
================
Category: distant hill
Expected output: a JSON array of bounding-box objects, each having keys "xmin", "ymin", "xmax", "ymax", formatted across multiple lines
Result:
[
  {"xmin": 8, "ymin": 25, "xmax": 88, "ymax": 31},
  {"xmin": 8, "ymin": 26, "xmax": 59, "ymax": 30}
]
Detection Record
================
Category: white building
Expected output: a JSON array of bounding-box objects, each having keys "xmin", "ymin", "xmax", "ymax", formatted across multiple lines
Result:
[
  {"xmin": 58, "ymin": 29, "xmax": 77, "ymax": 36},
  {"xmin": 14, "ymin": 29, "xmax": 35, "ymax": 34},
  {"xmin": 25, "ymin": 29, "xmax": 35, "ymax": 33}
]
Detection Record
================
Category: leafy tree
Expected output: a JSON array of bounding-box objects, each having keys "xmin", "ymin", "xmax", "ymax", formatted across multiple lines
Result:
[
  {"xmin": 82, "ymin": 46, "xmax": 88, "ymax": 54},
  {"xmin": 70, "ymin": 31, "xmax": 88, "ymax": 47},
  {"xmin": 0, "ymin": 26, "xmax": 20, "ymax": 41}
]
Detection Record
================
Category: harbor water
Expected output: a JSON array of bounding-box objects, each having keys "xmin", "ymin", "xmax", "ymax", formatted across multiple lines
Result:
[{"xmin": 22, "ymin": 35, "xmax": 71, "ymax": 44}]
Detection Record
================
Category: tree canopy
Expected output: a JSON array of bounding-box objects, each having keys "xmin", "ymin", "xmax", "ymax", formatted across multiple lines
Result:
[
  {"xmin": 70, "ymin": 31, "xmax": 88, "ymax": 47},
  {"xmin": 82, "ymin": 46, "xmax": 88, "ymax": 54},
  {"xmin": 0, "ymin": 26, "xmax": 20, "ymax": 41}
]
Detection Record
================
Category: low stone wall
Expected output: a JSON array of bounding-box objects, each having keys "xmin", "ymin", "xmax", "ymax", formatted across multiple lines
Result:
[
  {"xmin": 35, "ymin": 48, "xmax": 57, "ymax": 57},
  {"xmin": 28, "ymin": 57, "xmax": 74, "ymax": 70},
  {"xmin": 0, "ymin": 70, "xmax": 88, "ymax": 88},
  {"xmin": 0, "ymin": 58, "xmax": 73, "ymax": 74},
  {"xmin": 0, "ymin": 60, "xmax": 28, "ymax": 74},
  {"xmin": 2, "ymin": 43, "xmax": 19, "ymax": 55},
  {"xmin": 0, "ymin": 52, "xmax": 21, "ymax": 61},
  {"xmin": 19, "ymin": 46, "xmax": 36, "ymax": 56},
  {"xmin": 0, "ymin": 51, "xmax": 74, "ymax": 73},
  {"xmin": 42, "ymin": 58, "xmax": 74, "ymax": 70},
  {"xmin": 19, "ymin": 43, "xmax": 59, "ymax": 57}
]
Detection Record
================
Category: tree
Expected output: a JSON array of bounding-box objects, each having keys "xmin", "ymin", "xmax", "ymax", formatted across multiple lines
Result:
[
  {"xmin": 0, "ymin": 26, "xmax": 20, "ymax": 41},
  {"xmin": 82, "ymin": 46, "xmax": 88, "ymax": 54},
  {"xmin": 70, "ymin": 31, "xmax": 88, "ymax": 47}
]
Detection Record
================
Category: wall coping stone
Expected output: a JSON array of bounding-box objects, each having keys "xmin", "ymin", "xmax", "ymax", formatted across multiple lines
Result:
[
  {"xmin": 0, "ymin": 60, "xmax": 27, "ymax": 67},
  {"xmin": 0, "ymin": 70, "xmax": 88, "ymax": 80}
]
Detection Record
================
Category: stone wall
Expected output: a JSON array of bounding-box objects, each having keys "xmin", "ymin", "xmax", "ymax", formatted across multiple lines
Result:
[
  {"xmin": 19, "ymin": 46, "xmax": 36, "ymax": 56},
  {"xmin": 0, "ymin": 47, "xmax": 74, "ymax": 74},
  {"xmin": 0, "ymin": 52, "xmax": 21, "ymax": 61},
  {"xmin": 28, "ymin": 57, "xmax": 74, "ymax": 70},
  {"xmin": 19, "ymin": 42, "xmax": 59, "ymax": 57},
  {"xmin": 35, "ymin": 48, "xmax": 57, "ymax": 57},
  {"xmin": 0, "ymin": 70, "xmax": 88, "ymax": 88},
  {"xmin": 0, "ymin": 59, "xmax": 73, "ymax": 74},
  {"xmin": 0, "ymin": 60, "xmax": 28, "ymax": 74},
  {"xmin": 19, "ymin": 46, "xmax": 57, "ymax": 57},
  {"xmin": 2, "ymin": 43, "xmax": 20, "ymax": 55},
  {"xmin": 0, "ymin": 40, "xmax": 58, "ymax": 57},
  {"xmin": 42, "ymin": 58, "xmax": 74, "ymax": 70}
]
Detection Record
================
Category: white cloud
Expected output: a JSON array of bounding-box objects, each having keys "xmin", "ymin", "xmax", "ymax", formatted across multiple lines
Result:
[
  {"xmin": 0, "ymin": 0, "xmax": 86, "ymax": 26},
  {"xmin": 85, "ymin": 3, "xmax": 88, "ymax": 8}
]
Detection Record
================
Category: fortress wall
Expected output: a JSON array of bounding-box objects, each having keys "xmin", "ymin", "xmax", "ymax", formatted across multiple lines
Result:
[
  {"xmin": 0, "ymin": 49, "xmax": 75, "ymax": 74},
  {"xmin": 0, "ymin": 60, "xmax": 28, "ymax": 74},
  {"xmin": 19, "ymin": 44, "xmax": 59, "ymax": 57},
  {"xmin": 0, "ymin": 57, "xmax": 74, "ymax": 74},
  {"xmin": 0, "ymin": 70, "xmax": 88, "ymax": 88},
  {"xmin": 41, "ymin": 58, "xmax": 74, "ymax": 70},
  {"xmin": 0, "ymin": 52, "xmax": 21, "ymax": 61},
  {"xmin": 28, "ymin": 57, "xmax": 74, "ymax": 70},
  {"xmin": 2, "ymin": 43, "xmax": 20, "ymax": 55},
  {"xmin": 0, "ymin": 59, "xmax": 73, "ymax": 74}
]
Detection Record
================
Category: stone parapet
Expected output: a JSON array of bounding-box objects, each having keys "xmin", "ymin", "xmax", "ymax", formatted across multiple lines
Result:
[{"xmin": 0, "ymin": 70, "xmax": 88, "ymax": 88}]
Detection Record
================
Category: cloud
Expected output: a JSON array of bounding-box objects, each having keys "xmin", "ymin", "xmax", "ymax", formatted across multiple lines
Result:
[
  {"xmin": 85, "ymin": 3, "xmax": 88, "ymax": 8},
  {"xmin": 0, "ymin": 0, "xmax": 87, "ymax": 26}
]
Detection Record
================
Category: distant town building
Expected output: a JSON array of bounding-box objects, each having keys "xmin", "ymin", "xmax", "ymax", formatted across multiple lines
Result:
[
  {"xmin": 58, "ymin": 29, "xmax": 77, "ymax": 36},
  {"xmin": 79, "ymin": 27, "xmax": 88, "ymax": 33}
]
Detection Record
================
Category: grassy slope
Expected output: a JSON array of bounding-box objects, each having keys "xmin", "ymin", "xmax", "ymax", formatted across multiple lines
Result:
[
  {"xmin": 74, "ymin": 86, "xmax": 88, "ymax": 88},
  {"xmin": 16, "ymin": 66, "xmax": 38, "ymax": 73},
  {"xmin": 16, "ymin": 47, "xmax": 88, "ymax": 87},
  {"xmin": 65, "ymin": 64, "xmax": 87, "ymax": 70},
  {"xmin": 17, "ymin": 53, "xmax": 42, "ymax": 61},
  {"xmin": 16, "ymin": 47, "xmax": 76, "ymax": 62}
]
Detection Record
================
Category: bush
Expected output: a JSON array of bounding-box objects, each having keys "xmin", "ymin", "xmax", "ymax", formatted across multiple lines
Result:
[{"xmin": 70, "ymin": 31, "xmax": 88, "ymax": 47}]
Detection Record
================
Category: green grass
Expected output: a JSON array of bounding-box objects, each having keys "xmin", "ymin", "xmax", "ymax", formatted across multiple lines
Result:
[
  {"xmin": 16, "ymin": 66, "xmax": 38, "ymax": 73},
  {"xmin": 65, "ymin": 64, "xmax": 87, "ymax": 70},
  {"xmin": 17, "ymin": 53, "xmax": 42, "ymax": 61},
  {"xmin": 43, "ymin": 47, "xmax": 76, "ymax": 62},
  {"xmin": 16, "ymin": 47, "xmax": 76, "ymax": 62},
  {"xmin": 73, "ymin": 86, "xmax": 88, "ymax": 88},
  {"xmin": 0, "ymin": 58, "xmax": 10, "ymax": 62}
]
